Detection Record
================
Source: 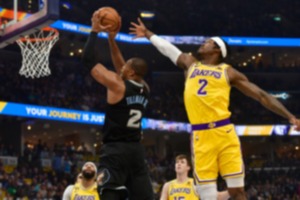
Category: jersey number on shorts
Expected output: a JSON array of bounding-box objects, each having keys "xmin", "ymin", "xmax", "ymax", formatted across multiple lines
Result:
[
  {"xmin": 197, "ymin": 79, "xmax": 208, "ymax": 95},
  {"xmin": 174, "ymin": 197, "xmax": 184, "ymax": 200},
  {"xmin": 127, "ymin": 109, "xmax": 142, "ymax": 128}
]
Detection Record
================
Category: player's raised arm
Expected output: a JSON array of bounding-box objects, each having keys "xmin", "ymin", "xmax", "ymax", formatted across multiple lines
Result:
[
  {"xmin": 82, "ymin": 10, "xmax": 106, "ymax": 70},
  {"xmin": 82, "ymin": 11, "xmax": 125, "ymax": 102},
  {"xmin": 107, "ymin": 19, "xmax": 126, "ymax": 74},
  {"xmin": 228, "ymin": 66, "xmax": 300, "ymax": 131},
  {"xmin": 129, "ymin": 18, "xmax": 196, "ymax": 71}
]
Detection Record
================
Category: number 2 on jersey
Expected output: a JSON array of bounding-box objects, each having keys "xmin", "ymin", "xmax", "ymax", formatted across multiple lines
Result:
[
  {"xmin": 174, "ymin": 197, "xmax": 185, "ymax": 200},
  {"xmin": 197, "ymin": 79, "xmax": 208, "ymax": 95},
  {"xmin": 127, "ymin": 109, "xmax": 142, "ymax": 128}
]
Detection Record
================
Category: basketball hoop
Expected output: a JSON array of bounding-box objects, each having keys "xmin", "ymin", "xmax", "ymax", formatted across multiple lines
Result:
[{"xmin": 16, "ymin": 27, "xmax": 59, "ymax": 78}]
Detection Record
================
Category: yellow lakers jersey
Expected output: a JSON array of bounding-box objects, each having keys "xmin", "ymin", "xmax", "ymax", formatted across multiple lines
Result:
[
  {"xmin": 71, "ymin": 182, "xmax": 100, "ymax": 200},
  {"xmin": 184, "ymin": 62, "xmax": 231, "ymax": 124},
  {"xmin": 168, "ymin": 178, "xmax": 198, "ymax": 200}
]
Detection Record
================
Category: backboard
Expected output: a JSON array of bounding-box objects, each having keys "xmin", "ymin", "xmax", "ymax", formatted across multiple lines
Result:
[{"xmin": 0, "ymin": 0, "xmax": 59, "ymax": 48}]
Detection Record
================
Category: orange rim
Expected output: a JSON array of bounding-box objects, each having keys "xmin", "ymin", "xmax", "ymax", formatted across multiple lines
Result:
[{"xmin": 18, "ymin": 27, "xmax": 59, "ymax": 42}]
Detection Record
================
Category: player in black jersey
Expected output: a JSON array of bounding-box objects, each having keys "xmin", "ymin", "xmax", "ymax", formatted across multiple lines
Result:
[{"xmin": 82, "ymin": 11, "xmax": 154, "ymax": 200}]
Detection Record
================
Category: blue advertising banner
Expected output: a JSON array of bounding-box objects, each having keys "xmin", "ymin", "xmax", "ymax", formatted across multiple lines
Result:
[
  {"xmin": 50, "ymin": 20, "xmax": 300, "ymax": 47},
  {"xmin": 0, "ymin": 101, "xmax": 299, "ymax": 135},
  {"xmin": 0, "ymin": 101, "xmax": 105, "ymax": 125}
]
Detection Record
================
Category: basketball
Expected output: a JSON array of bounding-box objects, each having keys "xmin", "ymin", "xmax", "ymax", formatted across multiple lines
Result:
[{"xmin": 97, "ymin": 7, "xmax": 121, "ymax": 32}]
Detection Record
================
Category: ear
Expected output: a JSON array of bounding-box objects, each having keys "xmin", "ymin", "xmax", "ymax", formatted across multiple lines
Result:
[
  {"xmin": 129, "ymin": 68, "xmax": 136, "ymax": 76},
  {"xmin": 187, "ymin": 165, "xmax": 191, "ymax": 171},
  {"xmin": 214, "ymin": 47, "xmax": 221, "ymax": 54}
]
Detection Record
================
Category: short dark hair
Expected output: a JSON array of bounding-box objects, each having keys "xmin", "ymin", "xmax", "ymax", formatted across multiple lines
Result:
[
  {"xmin": 175, "ymin": 154, "xmax": 192, "ymax": 168},
  {"xmin": 130, "ymin": 57, "xmax": 148, "ymax": 77}
]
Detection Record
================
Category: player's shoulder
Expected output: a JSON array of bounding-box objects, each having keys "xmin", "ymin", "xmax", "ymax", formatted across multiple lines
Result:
[
  {"xmin": 63, "ymin": 184, "xmax": 74, "ymax": 198},
  {"xmin": 163, "ymin": 180, "xmax": 174, "ymax": 188},
  {"xmin": 218, "ymin": 62, "xmax": 232, "ymax": 69},
  {"xmin": 66, "ymin": 184, "xmax": 75, "ymax": 190}
]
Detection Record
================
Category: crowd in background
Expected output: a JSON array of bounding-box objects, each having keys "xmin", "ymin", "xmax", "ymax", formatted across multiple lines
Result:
[
  {"xmin": 0, "ymin": 55, "xmax": 299, "ymax": 124},
  {"xmin": 1, "ymin": 0, "xmax": 300, "ymax": 37},
  {"xmin": 1, "ymin": 140, "xmax": 300, "ymax": 199},
  {"xmin": 51, "ymin": 0, "xmax": 300, "ymax": 37},
  {"xmin": 1, "ymin": 1, "xmax": 300, "ymax": 199}
]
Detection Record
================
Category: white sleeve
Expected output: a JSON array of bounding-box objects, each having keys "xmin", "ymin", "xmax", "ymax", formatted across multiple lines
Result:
[
  {"xmin": 62, "ymin": 185, "xmax": 74, "ymax": 200},
  {"xmin": 149, "ymin": 35, "xmax": 182, "ymax": 65}
]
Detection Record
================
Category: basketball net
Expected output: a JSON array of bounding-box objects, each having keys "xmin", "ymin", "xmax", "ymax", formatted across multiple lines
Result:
[{"xmin": 16, "ymin": 27, "xmax": 59, "ymax": 78}]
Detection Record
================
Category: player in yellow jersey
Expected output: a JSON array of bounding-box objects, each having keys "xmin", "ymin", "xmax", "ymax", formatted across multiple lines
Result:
[
  {"xmin": 130, "ymin": 19, "xmax": 300, "ymax": 200},
  {"xmin": 62, "ymin": 162, "xmax": 100, "ymax": 200},
  {"xmin": 160, "ymin": 154, "xmax": 199, "ymax": 200},
  {"xmin": 160, "ymin": 154, "xmax": 230, "ymax": 200}
]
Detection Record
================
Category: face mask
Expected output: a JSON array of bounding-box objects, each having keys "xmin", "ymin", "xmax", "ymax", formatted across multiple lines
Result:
[{"xmin": 82, "ymin": 170, "xmax": 95, "ymax": 180}]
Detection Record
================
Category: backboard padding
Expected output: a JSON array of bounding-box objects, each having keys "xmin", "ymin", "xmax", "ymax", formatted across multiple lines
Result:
[{"xmin": 0, "ymin": 0, "xmax": 59, "ymax": 48}]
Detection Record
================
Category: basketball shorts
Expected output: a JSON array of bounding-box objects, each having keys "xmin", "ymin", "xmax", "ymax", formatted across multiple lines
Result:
[
  {"xmin": 98, "ymin": 142, "xmax": 154, "ymax": 200},
  {"xmin": 191, "ymin": 124, "xmax": 244, "ymax": 184}
]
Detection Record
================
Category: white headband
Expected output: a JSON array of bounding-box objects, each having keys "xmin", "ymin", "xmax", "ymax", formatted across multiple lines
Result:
[
  {"xmin": 211, "ymin": 37, "xmax": 227, "ymax": 58},
  {"xmin": 82, "ymin": 162, "xmax": 97, "ymax": 174}
]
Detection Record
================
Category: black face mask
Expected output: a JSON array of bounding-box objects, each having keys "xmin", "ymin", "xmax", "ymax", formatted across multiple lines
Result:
[{"xmin": 82, "ymin": 170, "xmax": 95, "ymax": 180}]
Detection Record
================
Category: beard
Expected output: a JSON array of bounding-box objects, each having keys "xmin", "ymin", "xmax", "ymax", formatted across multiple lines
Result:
[{"xmin": 82, "ymin": 170, "xmax": 96, "ymax": 180}]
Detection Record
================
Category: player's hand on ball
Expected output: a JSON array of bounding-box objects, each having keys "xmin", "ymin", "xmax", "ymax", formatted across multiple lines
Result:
[
  {"xmin": 108, "ymin": 16, "xmax": 121, "ymax": 39},
  {"xmin": 129, "ymin": 18, "xmax": 147, "ymax": 39},
  {"xmin": 91, "ymin": 11, "xmax": 112, "ymax": 33}
]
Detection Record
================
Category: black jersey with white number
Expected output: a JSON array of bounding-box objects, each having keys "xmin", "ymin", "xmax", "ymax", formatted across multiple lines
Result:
[{"xmin": 102, "ymin": 80, "xmax": 149, "ymax": 143}]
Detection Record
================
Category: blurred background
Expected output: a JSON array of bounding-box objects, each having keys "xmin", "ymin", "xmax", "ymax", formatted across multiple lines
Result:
[{"xmin": 0, "ymin": 0, "xmax": 300, "ymax": 199}]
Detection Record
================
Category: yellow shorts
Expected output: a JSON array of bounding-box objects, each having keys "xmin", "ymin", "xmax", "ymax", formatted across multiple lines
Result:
[{"xmin": 191, "ymin": 124, "xmax": 244, "ymax": 184}]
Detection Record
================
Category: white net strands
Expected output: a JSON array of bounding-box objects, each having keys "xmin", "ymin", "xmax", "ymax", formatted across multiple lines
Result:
[{"xmin": 16, "ymin": 27, "xmax": 59, "ymax": 78}]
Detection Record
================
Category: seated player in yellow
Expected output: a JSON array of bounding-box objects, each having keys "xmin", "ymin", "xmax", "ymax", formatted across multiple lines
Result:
[
  {"xmin": 130, "ymin": 19, "xmax": 300, "ymax": 200},
  {"xmin": 62, "ymin": 162, "xmax": 99, "ymax": 200},
  {"xmin": 160, "ymin": 154, "xmax": 230, "ymax": 200}
]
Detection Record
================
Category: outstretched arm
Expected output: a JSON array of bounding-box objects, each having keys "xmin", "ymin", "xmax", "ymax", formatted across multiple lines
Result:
[
  {"xmin": 129, "ymin": 18, "xmax": 196, "ymax": 71},
  {"xmin": 228, "ymin": 67, "xmax": 300, "ymax": 130},
  {"xmin": 107, "ymin": 20, "xmax": 125, "ymax": 74}
]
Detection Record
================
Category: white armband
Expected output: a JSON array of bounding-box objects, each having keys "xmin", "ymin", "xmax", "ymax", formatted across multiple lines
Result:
[{"xmin": 149, "ymin": 35, "xmax": 182, "ymax": 65}]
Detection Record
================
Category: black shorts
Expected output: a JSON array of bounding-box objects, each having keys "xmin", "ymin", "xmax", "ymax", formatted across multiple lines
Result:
[{"xmin": 98, "ymin": 142, "xmax": 154, "ymax": 200}]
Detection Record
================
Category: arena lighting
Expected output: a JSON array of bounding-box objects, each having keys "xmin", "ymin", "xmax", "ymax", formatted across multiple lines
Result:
[
  {"xmin": 273, "ymin": 16, "xmax": 281, "ymax": 22},
  {"xmin": 270, "ymin": 92, "xmax": 290, "ymax": 100},
  {"xmin": 61, "ymin": 2, "xmax": 71, "ymax": 10},
  {"xmin": 140, "ymin": 11, "xmax": 155, "ymax": 19}
]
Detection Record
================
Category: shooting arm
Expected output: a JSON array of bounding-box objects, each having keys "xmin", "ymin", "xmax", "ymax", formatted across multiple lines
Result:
[
  {"xmin": 82, "ymin": 31, "xmax": 98, "ymax": 71},
  {"xmin": 108, "ymin": 35, "xmax": 126, "ymax": 74},
  {"xmin": 90, "ymin": 63, "xmax": 123, "ymax": 92}
]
